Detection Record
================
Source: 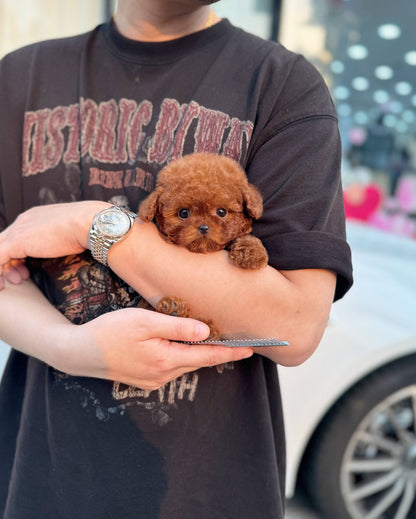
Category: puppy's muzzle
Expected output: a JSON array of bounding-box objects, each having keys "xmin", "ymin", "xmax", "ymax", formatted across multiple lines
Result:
[{"xmin": 198, "ymin": 225, "xmax": 209, "ymax": 235}]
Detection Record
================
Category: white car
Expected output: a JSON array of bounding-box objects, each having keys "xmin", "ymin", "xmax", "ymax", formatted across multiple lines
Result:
[
  {"xmin": 0, "ymin": 343, "xmax": 9, "ymax": 378},
  {"xmin": 280, "ymin": 221, "xmax": 416, "ymax": 519}
]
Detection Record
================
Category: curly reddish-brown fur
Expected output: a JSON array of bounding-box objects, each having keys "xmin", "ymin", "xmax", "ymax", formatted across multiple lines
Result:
[
  {"xmin": 139, "ymin": 153, "xmax": 268, "ymax": 267},
  {"xmin": 138, "ymin": 153, "xmax": 269, "ymax": 337}
]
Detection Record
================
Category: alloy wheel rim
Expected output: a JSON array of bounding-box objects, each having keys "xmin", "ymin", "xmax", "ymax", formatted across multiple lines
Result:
[{"xmin": 340, "ymin": 385, "xmax": 416, "ymax": 519}]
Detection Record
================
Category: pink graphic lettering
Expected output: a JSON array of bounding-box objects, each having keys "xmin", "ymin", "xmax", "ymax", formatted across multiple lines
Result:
[
  {"xmin": 21, "ymin": 97, "xmax": 254, "ymax": 181},
  {"xmin": 91, "ymin": 99, "xmax": 118, "ymax": 162},
  {"xmin": 223, "ymin": 117, "xmax": 254, "ymax": 162},
  {"xmin": 88, "ymin": 167, "xmax": 123, "ymax": 189},
  {"xmin": 128, "ymin": 100, "xmax": 152, "ymax": 161},
  {"xmin": 80, "ymin": 98, "xmax": 98, "ymax": 157},
  {"xmin": 124, "ymin": 167, "xmax": 154, "ymax": 191},
  {"xmin": 148, "ymin": 98, "xmax": 181, "ymax": 164},
  {"xmin": 63, "ymin": 104, "xmax": 81, "ymax": 164},
  {"xmin": 22, "ymin": 109, "xmax": 51, "ymax": 176},
  {"xmin": 113, "ymin": 98, "xmax": 137, "ymax": 163},
  {"xmin": 168, "ymin": 101, "xmax": 200, "ymax": 162},
  {"xmin": 44, "ymin": 106, "xmax": 68, "ymax": 170},
  {"xmin": 194, "ymin": 107, "xmax": 230, "ymax": 154},
  {"xmin": 88, "ymin": 166, "xmax": 154, "ymax": 192}
]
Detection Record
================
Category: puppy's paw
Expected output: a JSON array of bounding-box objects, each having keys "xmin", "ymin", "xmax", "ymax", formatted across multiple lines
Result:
[
  {"xmin": 156, "ymin": 296, "xmax": 191, "ymax": 318},
  {"xmin": 228, "ymin": 235, "xmax": 268, "ymax": 269},
  {"xmin": 198, "ymin": 319, "xmax": 220, "ymax": 341}
]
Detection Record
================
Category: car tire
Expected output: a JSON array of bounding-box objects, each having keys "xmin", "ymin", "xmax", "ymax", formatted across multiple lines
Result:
[{"xmin": 300, "ymin": 354, "xmax": 416, "ymax": 519}]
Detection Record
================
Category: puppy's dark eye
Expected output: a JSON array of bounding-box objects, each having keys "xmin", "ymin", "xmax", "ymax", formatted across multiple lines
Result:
[
  {"xmin": 178, "ymin": 208, "xmax": 190, "ymax": 219},
  {"xmin": 216, "ymin": 208, "xmax": 227, "ymax": 218}
]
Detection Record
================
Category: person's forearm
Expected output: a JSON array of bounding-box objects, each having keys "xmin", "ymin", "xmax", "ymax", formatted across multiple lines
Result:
[
  {"xmin": 0, "ymin": 201, "xmax": 336, "ymax": 366},
  {"xmin": 108, "ymin": 220, "xmax": 336, "ymax": 365},
  {"xmin": 0, "ymin": 279, "xmax": 72, "ymax": 367},
  {"xmin": 0, "ymin": 278, "xmax": 253, "ymax": 389}
]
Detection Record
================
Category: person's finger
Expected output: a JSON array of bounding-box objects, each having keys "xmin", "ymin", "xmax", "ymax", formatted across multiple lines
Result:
[
  {"xmin": 13, "ymin": 260, "xmax": 30, "ymax": 280},
  {"xmin": 4, "ymin": 266, "xmax": 28, "ymax": 284},
  {"xmin": 4, "ymin": 268, "xmax": 21, "ymax": 284},
  {"xmin": 139, "ymin": 309, "xmax": 211, "ymax": 343},
  {"xmin": 3, "ymin": 260, "xmax": 30, "ymax": 285},
  {"xmin": 0, "ymin": 248, "xmax": 12, "ymax": 268},
  {"xmin": 136, "ymin": 310, "xmax": 255, "ymax": 365},
  {"xmin": 170, "ymin": 342, "xmax": 254, "ymax": 370},
  {"xmin": 0, "ymin": 228, "xmax": 12, "ymax": 266},
  {"xmin": 0, "ymin": 247, "xmax": 16, "ymax": 267}
]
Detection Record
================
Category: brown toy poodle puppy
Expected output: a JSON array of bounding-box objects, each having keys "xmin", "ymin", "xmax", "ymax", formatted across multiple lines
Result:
[{"xmin": 138, "ymin": 152, "xmax": 268, "ymax": 339}]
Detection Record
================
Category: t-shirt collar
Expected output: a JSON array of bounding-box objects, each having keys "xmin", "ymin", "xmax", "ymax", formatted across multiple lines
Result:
[{"xmin": 103, "ymin": 17, "xmax": 231, "ymax": 65}]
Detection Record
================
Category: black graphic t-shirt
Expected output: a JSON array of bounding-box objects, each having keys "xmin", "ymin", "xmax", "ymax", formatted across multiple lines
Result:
[{"xmin": 0, "ymin": 19, "xmax": 352, "ymax": 519}]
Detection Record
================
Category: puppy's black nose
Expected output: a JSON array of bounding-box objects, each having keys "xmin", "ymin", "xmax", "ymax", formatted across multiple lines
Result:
[{"xmin": 198, "ymin": 225, "xmax": 209, "ymax": 235}]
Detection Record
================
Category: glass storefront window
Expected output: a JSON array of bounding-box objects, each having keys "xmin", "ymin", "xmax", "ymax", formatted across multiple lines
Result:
[
  {"xmin": 279, "ymin": 0, "xmax": 416, "ymax": 239},
  {"xmin": 0, "ymin": 0, "xmax": 106, "ymax": 58},
  {"xmin": 214, "ymin": 0, "xmax": 274, "ymax": 39}
]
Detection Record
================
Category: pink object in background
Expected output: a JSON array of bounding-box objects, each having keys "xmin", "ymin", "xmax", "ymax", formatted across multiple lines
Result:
[
  {"xmin": 396, "ymin": 175, "xmax": 416, "ymax": 212},
  {"xmin": 343, "ymin": 183, "xmax": 383, "ymax": 221}
]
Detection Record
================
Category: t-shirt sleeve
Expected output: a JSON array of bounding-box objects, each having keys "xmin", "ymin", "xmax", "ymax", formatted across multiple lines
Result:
[
  {"xmin": 0, "ymin": 186, "xmax": 6, "ymax": 232},
  {"xmin": 0, "ymin": 50, "xmax": 29, "ymax": 231},
  {"xmin": 247, "ymin": 58, "xmax": 352, "ymax": 300}
]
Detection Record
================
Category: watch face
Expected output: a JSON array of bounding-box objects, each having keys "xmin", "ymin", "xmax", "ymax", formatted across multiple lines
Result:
[{"xmin": 96, "ymin": 208, "xmax": 131, "ymax": 238}]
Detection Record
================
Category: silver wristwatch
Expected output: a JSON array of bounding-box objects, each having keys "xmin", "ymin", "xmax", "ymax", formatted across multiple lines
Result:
[{"xmin": 89, "ymin": 206, "xmax": 137, "ymax": 266}]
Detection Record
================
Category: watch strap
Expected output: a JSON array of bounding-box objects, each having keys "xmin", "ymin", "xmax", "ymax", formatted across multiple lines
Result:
[{"xmin": 89, "ymin": 231, "xmax": 115, "ymax": 265}]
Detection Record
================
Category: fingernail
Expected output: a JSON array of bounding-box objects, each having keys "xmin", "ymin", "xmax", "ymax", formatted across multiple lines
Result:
[{"xmin": 195, "ymin": 322, "xmax": 210, "ymax": 340}]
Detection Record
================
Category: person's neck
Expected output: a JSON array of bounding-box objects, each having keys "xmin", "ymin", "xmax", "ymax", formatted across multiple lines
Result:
[{"xmin": 114, "ymin": 1, "xmax": 221, "ymax": 42}]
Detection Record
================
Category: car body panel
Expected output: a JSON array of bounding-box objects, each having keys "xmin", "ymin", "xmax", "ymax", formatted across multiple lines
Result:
[
  {"xmin": 280, "ymin": 222, "xmax": 416, "ymax": 496},
  {"xmin": 0, "ymin": 343, "xmax": 9, "ymax": 376}
]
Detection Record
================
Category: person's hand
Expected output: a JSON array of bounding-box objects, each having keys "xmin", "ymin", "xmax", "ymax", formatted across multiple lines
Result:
[
  {"xmin": 0, "ymin": 201, "xmax": 110, "ymax": 288},
  {"xmin": 3, "ymin": 259, "xmax": 31, "ymax": 285},
  {"xmin": 54, "ymin": 307, "xmax": 254, "ymax": 390}
]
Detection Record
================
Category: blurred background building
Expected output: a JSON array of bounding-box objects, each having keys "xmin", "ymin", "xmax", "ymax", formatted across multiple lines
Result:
[
  {"xmin": 276, "ymin": 0, "xmax": 416, "ymax": 241},
  {"xmin": 221, "ymin": 0, "xmax": 416, "ymax": 241},
  {"xmin": 0, "ymin": 0, "xmax": 107, "ymax": 55}
]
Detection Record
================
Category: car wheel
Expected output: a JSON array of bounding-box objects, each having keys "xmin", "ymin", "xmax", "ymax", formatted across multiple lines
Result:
[{"xmin": 300, "ymin": 355, "xmax": 416, "ymax": 519}]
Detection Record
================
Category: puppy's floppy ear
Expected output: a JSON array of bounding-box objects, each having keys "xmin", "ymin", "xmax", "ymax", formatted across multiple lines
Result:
[
  {"xmin": 243, "ymin": 183, "xmax": 264, "ymax": 220},
  {"xmin": 138, "ymin": 188, "xmax": 161, "ymax": 222}
]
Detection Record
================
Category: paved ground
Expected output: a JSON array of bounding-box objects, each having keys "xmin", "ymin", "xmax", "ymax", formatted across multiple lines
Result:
[{"xmin": 285, "ymin": 496, "xmax": 320, "ymax": 519}]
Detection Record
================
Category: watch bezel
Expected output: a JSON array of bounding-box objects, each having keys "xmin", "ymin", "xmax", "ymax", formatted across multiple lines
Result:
[
  {"xmin": 95, "ymin": 207, "xmax": 133, "ymax": 239},
  {"xmin": 89, "ymin": 206, "xmax": 137, "ymax": 266}
]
